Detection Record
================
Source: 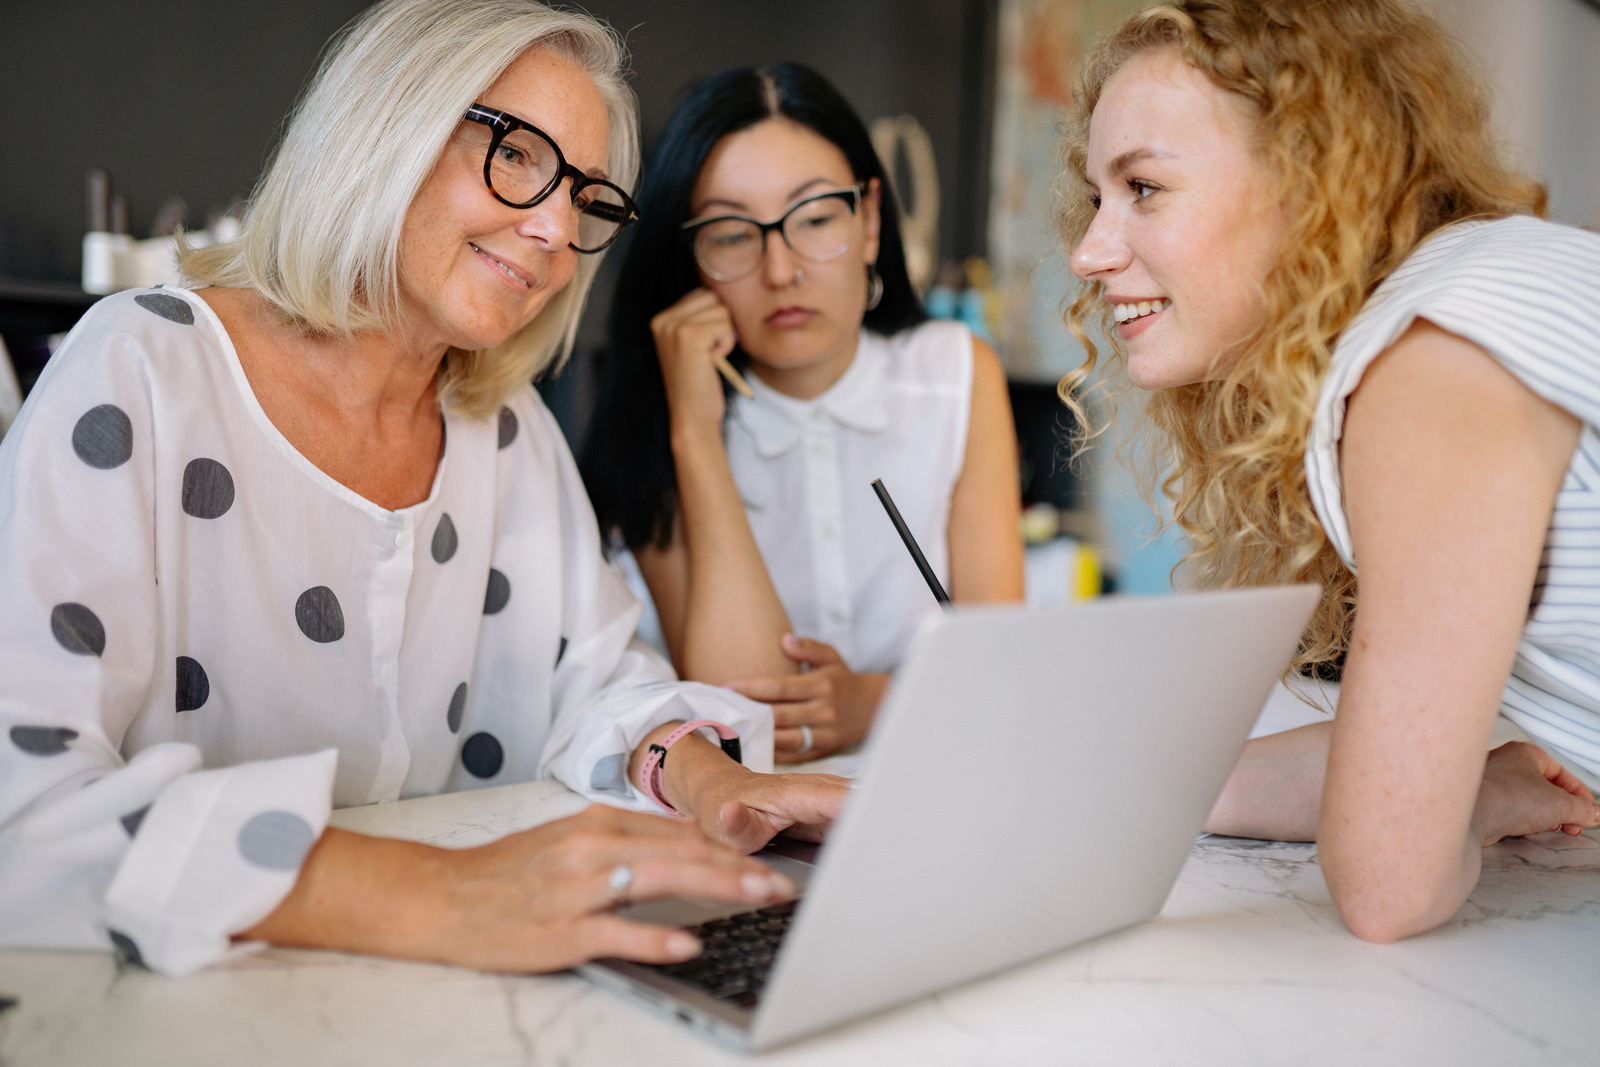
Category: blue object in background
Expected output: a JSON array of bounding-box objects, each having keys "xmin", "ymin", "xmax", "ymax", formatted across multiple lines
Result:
[
  {"xmin": 955, "ymin": 287, "xmax": 994, "ymax": 343},
  {"xmin": 923, "ymin": 285, "xmax": 958, "ymax": 321},
  {"xmin": 1100, "ymin": 478, "xmax": 1184, "ymax": 594}
]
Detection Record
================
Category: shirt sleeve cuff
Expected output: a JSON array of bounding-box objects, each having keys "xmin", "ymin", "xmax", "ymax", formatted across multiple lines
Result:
[
  {"xmin": 103, "ymin": 748, "xmax": 337, "ymax": 976},
  {"xmin": 543, "ymin": 683, "xmax": 773, "ymax": 812}
]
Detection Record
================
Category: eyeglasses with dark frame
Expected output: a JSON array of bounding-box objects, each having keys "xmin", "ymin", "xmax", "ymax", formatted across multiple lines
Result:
[
  {"xmin": 461, "ymin": 103, "xmax": 640, "ymax": 254},
  {"xmin": 681, "ymin": 182, "xmax": 868, "ymax": 282}
]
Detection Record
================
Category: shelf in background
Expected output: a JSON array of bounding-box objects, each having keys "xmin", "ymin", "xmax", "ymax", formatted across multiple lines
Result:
[{"xmin": 0, "ymin": 277, "xmax": 102, "ymax": 398}]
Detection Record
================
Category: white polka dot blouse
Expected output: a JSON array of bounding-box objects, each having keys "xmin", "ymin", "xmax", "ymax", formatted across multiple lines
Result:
[{"xmin": 0, "ymin": 288, "xmax": 772, "ymax": 976}]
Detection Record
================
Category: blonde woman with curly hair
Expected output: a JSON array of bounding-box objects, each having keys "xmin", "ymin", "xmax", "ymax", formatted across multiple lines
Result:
[
  {"xmin": 0, "ymin": 0, "xmax": 845, "ymax": 977},
  {"xmin": 1062, "ymin": 0, "xmax": 1600, "ymax": 942}
]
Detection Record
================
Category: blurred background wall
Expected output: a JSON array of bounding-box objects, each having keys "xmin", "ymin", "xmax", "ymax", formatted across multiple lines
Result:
[
  {"xmin": 0, "ymin": 0, "xmax": 1001, "ymax": 453},
  {"xmin": 2, "ymin": 0, "xmax": 1596, "ymax": 593},
  {"xmin": 0, "ymin": 2, "xmax": 995, "ymax": 284},
  {"xmin": 1422, "ymin": 0, "xmax": 1600, "ymax": 233}
]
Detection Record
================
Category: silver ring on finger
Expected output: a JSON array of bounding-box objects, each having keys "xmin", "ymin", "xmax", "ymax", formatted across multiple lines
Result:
[
  {"xmin": 607, "ymin": 863, "xmax": 634, "ymax": 905},
  {"xmin": 795, "ymin": 724, "xmax": 814, "ymax": 756}
]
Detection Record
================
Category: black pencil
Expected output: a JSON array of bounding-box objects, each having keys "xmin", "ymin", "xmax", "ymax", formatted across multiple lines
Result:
[{"xmin": 870, "ymin": 478, "xmax": 951, "ymax": 608}]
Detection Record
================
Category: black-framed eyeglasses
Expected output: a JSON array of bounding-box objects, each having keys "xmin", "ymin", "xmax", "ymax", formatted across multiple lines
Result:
[
  {"xmin": 681, "ymin": 182, "xmax": 867, "ymax": 282},
  {"xmin": 461, "ymin": 103, "xmax": 640, "ymax": 254}
]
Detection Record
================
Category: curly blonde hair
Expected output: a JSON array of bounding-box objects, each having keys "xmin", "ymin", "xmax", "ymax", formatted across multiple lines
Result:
[{"xmin": 1056, "ymin": 0, "xmax": 1544, "ymax": 671}]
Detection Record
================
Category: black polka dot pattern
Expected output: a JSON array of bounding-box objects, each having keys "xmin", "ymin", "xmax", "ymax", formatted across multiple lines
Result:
[
  {"xmin": 11, "ymin": 725, "xmax": 79, "ymax": 755},
  {"xmin": 121, "ymin": 804, "xmax": 151, "ymax": 837},
  {"xmin": 295, "ymin": 587, "xmax": 345, "ymax": 643},
  {"xmin": 181, "ymin": 458, "xmax": 235, "ymax": 519},
  {"xmin": 484, "ymin": 569, "xmax": 511, "ymax": 615},
  {"xmin": 134, "ymin": 292, "xmax": 195, "ymax": 325},
  {"xmin": 461, "ymin": 731, "xmax": 504, "ymax": 778},
  {"xmin": 497, "ymin": 406, "xmax": 518, "ymax": 450},
  {"xmin": 108, "ymin": 929, "xmax": 146, "ymax": 968},
  {"xmin": 176, "ymin": 656, "xmax": 209, "ymax": 712},
  {"xmin": 72, "ymin": 404, "xmax": 133, "ymax": 469},
  {"xmin": 555, "ymin": 636, "xmax": 569, "ymax": 667},
  {"xmin": 446, "ymin": 682, "xmax": 468, "ymax": 734},
  {"xmin": 588, "ymin": 753, "xmax": 629, "ymax": 797},
  {"xmin": 238, "ymin": 811, "xmax": 317, "ymax": 871},
  {"xmin": 431, "ymin": 514, "xmax": 458, "ymax": 563},
  {"xmin": 51, "ymin": 602, "xmax": 106, "ymax": 656}
]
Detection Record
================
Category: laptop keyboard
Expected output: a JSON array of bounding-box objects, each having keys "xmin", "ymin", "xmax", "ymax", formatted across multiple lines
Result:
[{"xmin": 647, "ymin": 901, "xmax": 799, "ymax": 1009}]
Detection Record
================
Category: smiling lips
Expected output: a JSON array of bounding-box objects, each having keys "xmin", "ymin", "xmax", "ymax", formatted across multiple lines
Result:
[
  {"xmin": 470, "ymin": 242, "xmax": 536, "ymax": 290},
  {"xmin": 1111, "ymin": 298, "xmax": 1171, "ymax": 324}
]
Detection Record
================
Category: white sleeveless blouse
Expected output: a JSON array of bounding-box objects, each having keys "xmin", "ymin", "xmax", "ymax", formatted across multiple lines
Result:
[
  {"xmin": 724, "ymin": 320, "xmax": 974, "ymax": 674},
  {"xmin": 1306, "ymin": 216, "xmax": 1600, "ymax": 786}
]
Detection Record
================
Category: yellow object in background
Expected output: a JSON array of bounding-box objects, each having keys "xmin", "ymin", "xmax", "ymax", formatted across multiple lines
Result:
[
  {"xmin": 1021, "ymin": 526, "xmax": 1101, "ymax": 607},
  {"xmin": 1073, "ymin": 542, "xmax": 1101, "ymax": 601},
  {"xmin": 963, "ymin": 256, "xmax": 1004, "ymax": 344}
]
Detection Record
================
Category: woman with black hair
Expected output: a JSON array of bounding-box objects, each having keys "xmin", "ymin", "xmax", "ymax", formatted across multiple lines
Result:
[{"xmin": 583, "ymin": 64, "xmax": 1023, "ymax": 764}]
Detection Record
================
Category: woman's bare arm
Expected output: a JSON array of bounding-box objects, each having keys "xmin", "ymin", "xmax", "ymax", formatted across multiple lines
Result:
[
  {"xmin": 1204, "ymin": 721, "xmax": 1331, "ymax": 840},
  {"xmin": 1321, "ymin": 318, "xmax": 1586, "ymax": 942},
  {"xmin": 238, "ymin": 807, "xmax": 789, "ymax": 972},
  {"xmin": 639, "ymin": 289, "xmax": 795, "ymax": 684},
  {"xmin": 947, "ymin": 338, "xmax": 1025, "ymax": 602},
  {"xmin": 636, "ymin": 435, "xmax": 794, "ymax": 683}
]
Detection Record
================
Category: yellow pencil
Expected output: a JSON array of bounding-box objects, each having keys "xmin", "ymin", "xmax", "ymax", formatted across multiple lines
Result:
[{"xmin": 712, "ymin": 353, "xmax": 754, "ymax": 398}]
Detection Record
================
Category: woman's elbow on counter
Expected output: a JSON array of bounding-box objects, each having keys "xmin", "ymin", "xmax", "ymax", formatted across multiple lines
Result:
[
  {"xmin": 1338, "ymin": 902, "xmax": 1428, "ymax": 945},
  {"xmin": 1325, "ymin": 856, "xmax": 1475, "ymax": 944}
]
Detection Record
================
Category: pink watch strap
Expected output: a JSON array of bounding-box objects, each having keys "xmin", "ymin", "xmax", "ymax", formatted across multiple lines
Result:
[{"xmin": 638, "ymin": 719, "xmax": 740, "ymax": 814}]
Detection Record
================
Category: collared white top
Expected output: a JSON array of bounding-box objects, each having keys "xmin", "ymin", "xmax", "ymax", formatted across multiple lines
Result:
[
  {"xmin": 723, "ymin": 320, "xmax": 974, "ymax": 673},
  {"xmin": 0, "ymin": 288, "xmax": 770, "ymax": 976},
  {"xmin": 1306, "ymin": 216, "xmax": 1600, "ymax": 788}
]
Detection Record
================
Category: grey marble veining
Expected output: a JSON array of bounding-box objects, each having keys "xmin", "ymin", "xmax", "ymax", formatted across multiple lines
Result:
[{"xmin": 2, "ymin": 779, "xmax": 1596, "ymax": 1066}]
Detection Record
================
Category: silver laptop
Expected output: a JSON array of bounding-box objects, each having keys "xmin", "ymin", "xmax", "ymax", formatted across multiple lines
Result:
[{"xmin": 579, "ymin": 585, "xmax": 1319, "ymax": 1051}]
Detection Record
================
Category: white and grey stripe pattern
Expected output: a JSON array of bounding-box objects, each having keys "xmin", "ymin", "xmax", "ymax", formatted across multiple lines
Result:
[{"xmin": 1306, "ymin": 215, "xmax": 1600, "ymax": 784}]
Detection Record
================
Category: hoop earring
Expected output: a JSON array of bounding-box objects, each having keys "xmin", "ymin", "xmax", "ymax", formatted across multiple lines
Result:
[{"xmin": 865, "ymin": 265, "xmax": 884, "ymax": 312}]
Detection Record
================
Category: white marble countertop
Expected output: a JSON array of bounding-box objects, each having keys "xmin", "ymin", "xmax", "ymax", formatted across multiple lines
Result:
[
  {"xmin": 4, "ymin": 682, "xmax": 1597, "ymax": 1065},
  {"xmin": 3, "ymin": 762, "xmax": 1597, "ymax": 1066}
]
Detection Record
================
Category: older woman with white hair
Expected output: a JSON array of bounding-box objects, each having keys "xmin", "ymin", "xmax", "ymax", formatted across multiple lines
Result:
[{"xmin": 0, "ymin": 0, "xmax": 846, "ymax": 977}]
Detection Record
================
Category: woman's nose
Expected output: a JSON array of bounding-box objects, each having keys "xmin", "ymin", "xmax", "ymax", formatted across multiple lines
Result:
[
  {"xmin": 1069, "ymin": 207, "xmax": 1131, "ymax": 281},
  {"xmin": 761, "ymin": 232, "xmax": 803, "ymax": 289},
  {"xmin": 513, "ymin": 180, "xmax": 582, "ymax": 250}
]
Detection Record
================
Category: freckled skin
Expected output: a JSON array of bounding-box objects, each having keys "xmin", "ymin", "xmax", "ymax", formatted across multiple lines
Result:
[{"xmin": 1070, "ymin": 49, "xmax": 1288, "ymax": 390}]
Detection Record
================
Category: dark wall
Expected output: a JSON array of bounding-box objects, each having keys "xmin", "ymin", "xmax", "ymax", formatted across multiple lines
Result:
[
  {"xmin": 0, "ymin": 0, "xmax": 997, "ymax": 438},
  {"xmin": 0, "ymin": 0, "xmax": 995, "ymax": 279},
  {"xmin": 0, "ymin": 1, "xmax": 372, "ymax": 280}
]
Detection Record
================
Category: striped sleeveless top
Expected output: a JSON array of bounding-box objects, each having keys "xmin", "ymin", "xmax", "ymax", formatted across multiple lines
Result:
[{"xmin": 1306, "ymin": 215, "xmax": 1600, "ymax": 787}]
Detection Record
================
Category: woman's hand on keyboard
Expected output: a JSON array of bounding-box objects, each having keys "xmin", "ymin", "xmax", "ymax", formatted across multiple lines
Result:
[
  {"xmin": 429, "ymin": 804, "xmax": 792, "ymax": 971},
  {"xmin": 697, "ymin": 767, "xmax": 852, "ymax": 854},
  {"xmin": 244, "ymin": 804, "xmax": 791, "ymax": 973}
]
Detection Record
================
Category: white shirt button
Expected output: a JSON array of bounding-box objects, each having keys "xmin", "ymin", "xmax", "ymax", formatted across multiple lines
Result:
[
  {"xmin": 820, "ymin": 522, "xmax": 837, "ymax": 539},
  {"xmin": 394, "ymin": 530, "xmax": 411, "ymax": 549},
  {"xmin": 380, "ymin": 663, "xmax": 396, "ymax": 683},
  {"xmin": 828, "ymin": 608, "xmax": 847, "ymax": 624}
]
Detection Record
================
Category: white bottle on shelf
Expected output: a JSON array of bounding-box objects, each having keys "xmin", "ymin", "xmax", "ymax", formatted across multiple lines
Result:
[{"xmin": 81, "ymin": 231, "xmax": 133, "ymax": 294}]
